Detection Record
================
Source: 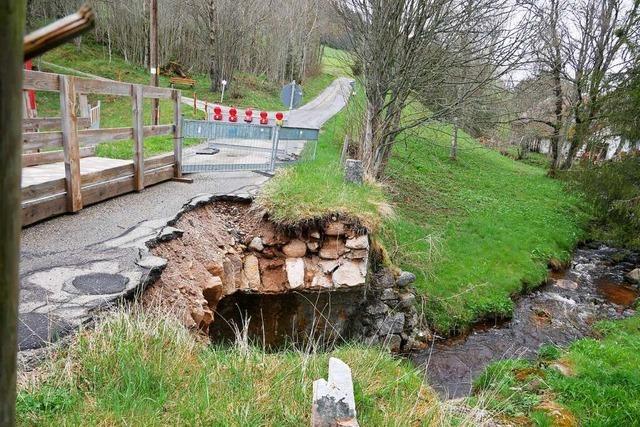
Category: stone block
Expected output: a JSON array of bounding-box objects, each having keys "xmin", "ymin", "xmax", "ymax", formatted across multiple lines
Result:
[
  {"xmin": 324, "ymin": 221, "xmax": 346, "ymax": 236},
  {"xmin": 396, "ymin": 271, "xmax": 416, "ymax": 287},
  {"xmin": 319, "ymin": 239, "xmax": 346, "ymax": 259},
  {"xmin": 345, "ymin": 235, "xmax": 369, "ymax": 250},
  {"xmin": 344, "ymin": 159, "xmax": 364, "ymax": 184},
  {"xmin": 332, "ymin": 261, "xmax": 366, "ymax": 287},
  {"xmin": 286, "ymin": 258, "xmax": 305, "ymax": 289},
  {"xmin": 283, "ymin": 239, "xmax": 307, "ymax": 257}
]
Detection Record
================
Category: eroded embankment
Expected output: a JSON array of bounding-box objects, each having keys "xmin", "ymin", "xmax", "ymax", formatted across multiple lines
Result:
[{"xmin": 143, "ymin": 198, "xmax": 430, "ymax": 351}]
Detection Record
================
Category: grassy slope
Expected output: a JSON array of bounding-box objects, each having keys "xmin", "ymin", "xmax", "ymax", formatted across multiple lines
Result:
[
  {"xmin": 34, "ymin": 41, "xmax": 335, "ymax": 159},
  {"xmin": 262, "ymin": 92, "xmax": 586, "ymax": 334},
  {"xmin": 258, "ymin": 90, "xmax": 387, "ymax": 231},
  {"xmin": 384, "ymin": 125, "xmax": 587, "ymax": 333},
  {"xmin": 473, "ymin": 315, "xmax": 640, "ymax": 426},
  {"xmin": 17, "ymin": 312, "xmax": 444, "ymax": 426}
]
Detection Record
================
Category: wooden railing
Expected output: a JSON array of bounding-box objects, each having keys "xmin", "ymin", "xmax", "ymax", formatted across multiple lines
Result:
[{"xmin": 21, "ymin": 69, "xmax": 183, "ymax": 225}]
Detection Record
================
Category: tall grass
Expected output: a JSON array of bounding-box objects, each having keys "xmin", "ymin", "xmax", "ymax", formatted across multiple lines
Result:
[{"xmin": 17, "ymin": 309, "xmax": 462, "ymax": 426}]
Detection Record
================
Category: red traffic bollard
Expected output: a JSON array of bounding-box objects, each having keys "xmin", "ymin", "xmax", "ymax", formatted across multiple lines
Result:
[
  {"xmin": 229, "ymin": 107, "xmax": 238, "ymax": 122},
  {"xmin": 259, "ymin": 111, "xmax": 268, "ymax": 125},
  {"xmin": 244, "ymin": 108, "xmax": 253, "ymax": 123},
  {"xmin": 213, "ymin": 106, "xmax": 223, "ymax": 121},
  {"xmin": 275, "ymin": 112, "xmax": 284, "ymax": 126}
]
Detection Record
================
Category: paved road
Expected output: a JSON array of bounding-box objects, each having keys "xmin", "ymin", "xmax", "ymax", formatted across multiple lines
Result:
[
  {"xmin": 182, "ymin": 77, "xmax": 353, "ymax": 128},
  {"xmin": 18, "ymin": 77, "xmax": 352, "ymax": 361}
]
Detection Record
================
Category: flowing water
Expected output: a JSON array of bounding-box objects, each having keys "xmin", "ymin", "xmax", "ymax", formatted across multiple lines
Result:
[{"xmin": 412, "ymin": 244, "xmax": 639, "ymax": 398}]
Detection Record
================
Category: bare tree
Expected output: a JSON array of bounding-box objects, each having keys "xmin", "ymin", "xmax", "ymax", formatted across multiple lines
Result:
[
  {"xmin": 562, "ymin": 0, "xmax": 640, "ymax": 168},
  {"xmin": 334, "ymin": 0, "xmax": 528, "ymax": 178},
  {"xmin": 27, "ymin": 0, "xmax": 328, "ymax": 88}
]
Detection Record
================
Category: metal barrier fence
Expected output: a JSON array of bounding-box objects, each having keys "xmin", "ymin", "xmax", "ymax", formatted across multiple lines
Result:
[{"xmin": 181, "ymin": 119, "xmax": 319, "ymax": 173}]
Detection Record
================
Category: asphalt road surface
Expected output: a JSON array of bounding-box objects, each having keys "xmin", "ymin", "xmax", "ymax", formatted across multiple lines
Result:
[{"xmin": 17, "ymin": 77, "xmax": 353, "ymax": 358}]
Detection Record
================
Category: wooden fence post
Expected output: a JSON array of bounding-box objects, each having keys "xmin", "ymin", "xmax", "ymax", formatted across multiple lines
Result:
[
  {"xmin": 172, "ymin": 89, "xmax": 182, "ymax": 178},
  {"xmin": 0, "ymin": 1, "xmax": 25, "ymax": 423},
  {"xmin": 131, "ymin": 84, "xmax": 145, "ymax": 191},
  {"xmin": 78, "ymin": 94, "xmax": 89, "ymax": 117},
  {"xmin": 59, "ymin": 75, "xmax": 83, "ymax": 212}
]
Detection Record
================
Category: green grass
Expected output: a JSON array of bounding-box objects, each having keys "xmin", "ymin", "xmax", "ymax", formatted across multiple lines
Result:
[
  {"xmin": 473, "ymin": 315, "xmax": 640, "ymax": 426},
  {"xmin": 258, "ymin": 89, "xmax": 387, "ymax": 231},
  {"xmin": 40, "ymin": 41, "xmax": 335, "ymax": 111},
  {"xmin": 261, "ymin": 89, "xmax": 587, "ymax": 334},
  {"xmin": 321, "ymin": 46, "xmax": 355, "ymax": 77},
  {"xmin": 17, "ymin": 310, "xmax": 445, "ymax": 426},
  {"xmin": 33, "ymin": 41, "xmax": 338, "ymax": 161},
  {"xmin": 382, "ymin": 124, "xmax": 587, "ymax": 333}
]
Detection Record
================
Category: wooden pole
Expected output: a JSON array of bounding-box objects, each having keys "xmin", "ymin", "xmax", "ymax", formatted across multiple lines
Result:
[
  {"xmin": 132, "ymin": 85, "xmax": 145, "ymax": 191},
  {"xmin": 59, "ymin": 75, "xmax": 83, "ymax": 212},
  {"xmin": 172, "ymin": 89, "xmax": 182, "ymax": 178},
  {"xmin": 150, "ymin": 0, "xmax": 159, "ymax": 126},
  {"xmin": 23, "ymin": 5, "xmax": 94, "ymax": 61},
  {"xmin": 0, "ymin": 1, "xmax": 26, "ymax": 425}
]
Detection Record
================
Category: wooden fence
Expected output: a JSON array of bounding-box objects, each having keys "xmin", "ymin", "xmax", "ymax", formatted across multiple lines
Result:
[{"xmin": 21, "ymin": 69, "xmax": 183, "ymax": 226}]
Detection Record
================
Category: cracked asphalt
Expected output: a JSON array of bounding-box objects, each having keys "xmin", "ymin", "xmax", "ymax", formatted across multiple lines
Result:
[{"xmin": 18, "ymin": 77, "xmax": 353, "ymax": 359}]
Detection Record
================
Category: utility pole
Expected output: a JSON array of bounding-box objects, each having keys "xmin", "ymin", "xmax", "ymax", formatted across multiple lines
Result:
[
  {"xmin": 150, "ymin": 0, "xmax": 159, "ymax": 125},
  {"xmin": 1, "ymin": 1, "xmax": 25, "ymax": 425}
]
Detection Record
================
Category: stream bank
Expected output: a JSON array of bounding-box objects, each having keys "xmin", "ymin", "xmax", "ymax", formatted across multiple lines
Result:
[{"xmin": 412, "ymin": 244, "xmax": 639, "ymax": 398}]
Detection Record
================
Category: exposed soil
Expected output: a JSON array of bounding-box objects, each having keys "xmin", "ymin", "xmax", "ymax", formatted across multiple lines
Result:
[
  {"xmin": 142, "ymin": 199, "xmax": 376, "ymax": 348},
  {"xmin": 412, "ymin": 245, "xmax": 639, "ymax": 398},
  {"xmin": 142, "ymin": 198, "xmax": 429, "ymax": 351}
]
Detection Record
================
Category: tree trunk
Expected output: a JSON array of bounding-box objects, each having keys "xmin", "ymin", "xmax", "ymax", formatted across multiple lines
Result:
[
  {"xmin": 0, "ymin": 1, "xmax": 25, "ymax": 425},
  {"xmin": 450, "ymin": 121, "xmax": 458, "ymax": 160},
  {"xmin": 207, "ymin": 0, "xmax": 219, "ymax": 93}
]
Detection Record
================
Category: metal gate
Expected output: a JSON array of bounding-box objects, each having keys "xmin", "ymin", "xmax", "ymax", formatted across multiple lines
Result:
[{"xmin": 181, "ymin": 119, "xmax": 319, "ymax": 173}]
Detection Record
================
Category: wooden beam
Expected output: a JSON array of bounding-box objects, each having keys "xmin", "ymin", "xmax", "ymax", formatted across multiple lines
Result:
[
  {"xmin": 21, "ymin": 178, "xmax": 66, "ymax": 202},
  {"xmin": 22, "ymin": 69, "xmax": 60, "ymax": 91},
  {"xmin": 149, "ymin": 0, "xmax": 159, "ymax": 124},
  {"xmin": 23, "ymin": 5, "xmax": 95, "ymax": 61},
  {"xmin": 145, "ymin": 153, "xmax": 174, "ymax": 169},
  {"xmin": 59, "ymin": 75, "xmax": 83, "ymax": 212},
  {"xmin": 78, "ymin": 94, "xmax": 89, "ymax": 117},
  {"xmin": 23, "ymin": 69, "xmax": 174, "ymax": 98},
  {"xmin": 22, "ymin": 146, "xmax": 95, "ymax": 167},
  {"xmin": 22, "ymin": 116, "xmax": 90, "ymax": 131},
  {"xmin": 23, "ymin": 131, "xmax": 63, "ymax": 151},
  {"xmin": 22, "ymin": 124, "xmax": 173, "ymax": 152},
  {"xmin": 78, "ymin": 127, "xmax": 133, "ymax": 146},
  {"xmin": 172, "ymin": 89, "xmax": 182, "ymax": 178},
  {"xmin": 143, "ymin": 124, "xmax": 173, "ymax": 137},
  {"xmin": 131, "ymin": 85, "xmax": 145, "ymax": 191}
]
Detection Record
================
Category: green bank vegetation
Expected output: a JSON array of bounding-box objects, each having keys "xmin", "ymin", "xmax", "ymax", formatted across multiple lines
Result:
[
  {"xmin": 261, "ymin": 94, "xmax": 587, "ymax": 334},
  {"xmin": 473, "ymin": 315, "xmax": 640, "ymax": 426},
  {"xmin": 17, "ymin": 310, "xmax": 449, "ymax": 426}
]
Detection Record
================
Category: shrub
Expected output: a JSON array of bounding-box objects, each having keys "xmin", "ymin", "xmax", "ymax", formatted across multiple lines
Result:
[{"xmin": 566, "ymin": 154, "xmax": 640, "ymax": 248}]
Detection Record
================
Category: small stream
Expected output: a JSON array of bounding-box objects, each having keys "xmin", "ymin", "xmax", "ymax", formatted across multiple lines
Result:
[{"xmin": 411, "ymin": 244, "xmax": 639, "ymax": 398}]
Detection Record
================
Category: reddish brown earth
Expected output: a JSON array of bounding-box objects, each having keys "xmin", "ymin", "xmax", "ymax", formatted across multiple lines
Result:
[{"xmin": 143, "ymin": 201, "xmax": 370, "ymax": 336}]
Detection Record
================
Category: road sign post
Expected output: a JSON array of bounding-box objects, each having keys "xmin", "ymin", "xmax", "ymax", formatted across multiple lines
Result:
[
  {"xmin": 220, "ymin": 79, "xmax": 227, "ymax": 103},
  {"xmin": 280, "ymin": 81, "xmax": 303, "ymax": 110}
]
